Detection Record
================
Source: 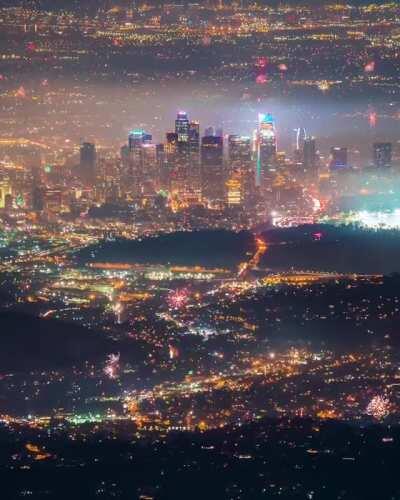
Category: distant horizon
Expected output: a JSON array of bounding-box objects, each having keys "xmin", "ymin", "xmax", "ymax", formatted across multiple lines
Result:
[{"xmin": 1, "ymin": 0, "xmax": 393, "ymax": 11}]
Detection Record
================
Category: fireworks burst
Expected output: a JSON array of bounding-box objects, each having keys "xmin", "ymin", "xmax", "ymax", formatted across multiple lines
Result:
[
  {"xmin": 104, "ymin": 353, "xmax": 120, "ymax": 379},
  {"xmin": 366, "ymin": 395, "xmax": 390, "ymax": 420},
  {"xmin": 15, "ymin": 86, "xmax": 26, "ymax": 99},
  {"xmin": 113, "ymin": 301, "xmax": 123, "ymax": 323},
  {"xmin": 364, "ymin": 61, "xmax": 375, "ymax": 73},
  {"xmin": 167, "ymin": 288, "xmax": 189, "ymax": 309},
  {"xmin": 168, "ymin": 344, "xmax": 179, "ymax": 360}
]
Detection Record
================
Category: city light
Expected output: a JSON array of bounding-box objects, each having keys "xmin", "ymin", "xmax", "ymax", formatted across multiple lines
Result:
[{"xmin": 1, "ymin": 1, "xmax": 400, "ymax": 496}]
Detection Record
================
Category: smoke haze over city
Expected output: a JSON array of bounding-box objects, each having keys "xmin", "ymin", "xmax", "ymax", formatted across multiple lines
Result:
[{"xmin": 2, "ymin": 1, "xmax": 400, "ymax": 499}]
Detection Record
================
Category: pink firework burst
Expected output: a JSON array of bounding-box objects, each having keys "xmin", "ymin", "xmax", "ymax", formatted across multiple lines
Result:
[
  {"xmin": 364, "ymin": 61, "xmax": 375, "ymax": 73},
  {"xmin": 167, "ymin": 289, "xmax": 189, "ymax": 309},
  {"xmin": 366, "ymin": 395, "xmax": 390, "ymax": 420},
  {"xmin": 104, "ymin": 353, "xmax": 120, "ymax": 379},
  {"xmin": 256, "ymin": 74, "xmax": 268, "ymax": 85}
]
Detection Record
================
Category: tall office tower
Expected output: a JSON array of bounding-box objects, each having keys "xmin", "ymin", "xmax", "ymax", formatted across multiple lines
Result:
[
  {"xmin": 175, "ymin": 111, "xmax": 190, "ymax": 143},
  {"xmin": 255, "ymin": 113, "xmax": 277, "ymax": 188},
  {"xmin": 167, "ymin": 112, "xmax": 201, "ymax": 203},
  {"xmin": 295, "ymin": 127, "xmax": 307, "ymax": 152},
  {"xmin": 174, "ymin": 111, "xmax": 190, "ymax": 197},
  {"xmin": 100, "ymin": 158, "xmax": 121, "ymax": 204},
  {"xmin": 165, "ymin": 132, "xmax": 178, "ymax": 153},
  {"xmin": 80, "ymin": 142, "xmax": 97, "ymax": 183},
  {"xmin": 128, "ymin": 129, "xmax": 152, "ymax": 151},
  {"xmin": 165, "ymin": 132, "xmax": 178, "ymax": 160},
  {"xmin": 141, "ymin": 143, "xmax": 158, "ymax": 202},
  {"xmin": 201, "ymin": 135, "xmax": 224, "ymax": 205},
  {"xmin": 303, "ymin": 136, "xmax": 318, "ymax": 177},
  {"xmin": 293, "ymin": 127, "xmax": 307, "ymax": 164},
  {"xmin": 4, "ymin": 193, "xmax": 13, "ymax": 211},
  {"xmin": 373, "ymin": 142, "xmax": 392, "ymax": 168},
  {"xmin": 228, "ymin": 134, "xmax": 254, "ymax": 205},
  {"xmin": 156, "ymin": 143, "xmax": 167, "ymax": 190},
  {"xmin": 124, "ymin": 129, "xmax": 153, "ymax": 202},
  {"xmin": 228, "ymin": 135, "xmax": 252, "ymax": 169},
  {"xmin": 0, "ymin": 179, "xmax": 12, "ymax": 209},
  {"xmin": 329, "ymin": 147, "xmax": 348, "ymax": 170},
  {"xmin": 189, "ymin": 121, "xmax": 200, "ymax": 153},
  {"xmin": 188, "ymin": 121, "xmax": 201, "ymax": 201},
  {"xmin": 164, "ymin": 130, "xmax": 183, "ymax": 197}
]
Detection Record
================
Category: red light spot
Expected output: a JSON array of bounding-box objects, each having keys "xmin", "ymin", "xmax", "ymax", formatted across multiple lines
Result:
[
  {"xmin": 26, "ymin": 41, "xmax": 37, "ymax": 52},
  {"xmin": 369, "ymin": 111, "xmax": 377, "ymax": 128},
  {"xmin": 364, "ymin": 61, "xmax": 375, "ymax": 73}
]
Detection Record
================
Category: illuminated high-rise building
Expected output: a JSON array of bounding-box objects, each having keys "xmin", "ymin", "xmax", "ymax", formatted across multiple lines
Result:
[
  {"xmin": 128, "ymin": 129, "xmax": 152, "ymax": 151},
  {"xmin": 226, "ymin": 174, "xmax": 242, "ymax": 207},
  {"xmin": 124, "ymin": 129, "xmax": 153, "ymax": 202},
  {"xmin": 189, "ymin": 121, "xmax": 200, "ymax": 154},
  {"xmin": 165, "ymin": 126, "xmax": 187, "ymax": 198},
  {"xmin": 373, "ymin": 142, "xmax": 392, "ymax": 168},
  {"xmin": 165, "ymin": 132, "xmax": 178, "ymax": 153},
  {"xmin": 166, "ymin": 113, "xmax": 201, "ymax": 203},
  {"xmin": 0, "ymin": 180, "xmax": 11, "ymax": 209},
  {"xmin": 228, "ymin": 134, "xmax": 254, "ymax": 205},
  {"xmin": 187, "ymin": 121, "xmax": 201, "ymax": 202},
  {"xmin": 228, "ymin": 135, "xmax": 252, "ymax": 169},
  {"xmin": 295, "ymin": 127, "xmax": 307, "ymax": 152},
  {"xmin": 201, "ymin": 135, "xmax": 224, "ymax": 204},
  {"xmin": 174, "ymin": 112, "xmax": 190, "ymax": 199},
  {"xmin": 255, "ymin": 113, "xmax": 277, "ymax": 187},
  {"xmin": 175, "ymin": 111, "xmax": 190, "ymax": 144}
]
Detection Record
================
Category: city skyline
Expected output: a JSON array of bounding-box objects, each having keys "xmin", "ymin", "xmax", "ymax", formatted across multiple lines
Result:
[{"xmin": 1, "ymin": 1, "xmax": 400, "ymax": 499}]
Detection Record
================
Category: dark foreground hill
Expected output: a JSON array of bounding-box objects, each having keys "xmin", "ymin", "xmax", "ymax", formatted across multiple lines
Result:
[
  {"xmin": 0, "ymin": 311, "xmax": 119, "ymax": 372},
  {"xmin": 1, "ymin": 417, "xmax": 399, "ymax": 500},
  {"xmin": 259, "ymin": 224, "xmax": 400, "ymax": 274},
  {"xmin": 77, "ymin": 229, "xmax": 254, "ymax": 269},
  {"xmin": 77, "ymin": 225, "xmax": 400, "ymax": 275}
]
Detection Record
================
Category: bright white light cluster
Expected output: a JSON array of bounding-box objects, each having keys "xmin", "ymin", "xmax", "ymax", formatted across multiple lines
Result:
[{"xmin": 353, "ymin": 209, "xmax": 400, "ymax": 230}]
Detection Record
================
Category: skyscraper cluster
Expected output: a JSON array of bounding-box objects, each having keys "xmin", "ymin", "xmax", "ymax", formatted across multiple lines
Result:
[
  {"xmin": 1, "ymin": 111, "xmax": 395, "ymax": 221},
  {"xmin": 113, "ymin": 111, "xmax": 294, "ymax": 210}
]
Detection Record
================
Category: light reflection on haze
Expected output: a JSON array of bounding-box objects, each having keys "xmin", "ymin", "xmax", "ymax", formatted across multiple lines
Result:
[{"xmin": 2, "ymin": 77, "xmax": 400, "ymax": 163}]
